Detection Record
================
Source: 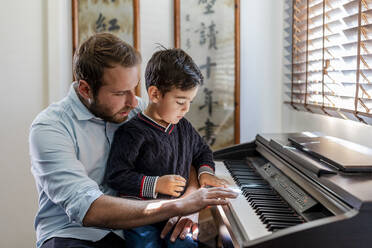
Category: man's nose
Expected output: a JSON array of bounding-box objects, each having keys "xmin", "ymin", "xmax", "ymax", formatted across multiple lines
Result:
[{"xmin": 126, "ymin": 91, "xmax": 138, "ymax": 108}]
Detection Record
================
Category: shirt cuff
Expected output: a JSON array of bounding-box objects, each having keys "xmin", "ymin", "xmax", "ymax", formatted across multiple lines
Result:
[
  {"xmin": 69, "ymin": 187, "xmax": 103, "ymax": 224},
  {"xmin": 198, "ymin": 165, "xmax": 215, "ymax": 179},
  {"xmin": 141, "ymin": 176, "xmax": 159, "ymax": 198}
]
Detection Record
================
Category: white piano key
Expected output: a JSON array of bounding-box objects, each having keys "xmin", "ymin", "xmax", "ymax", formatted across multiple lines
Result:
[{"xmin": 214, "ymin": 161, "xmax": 272, "ymax": 242}]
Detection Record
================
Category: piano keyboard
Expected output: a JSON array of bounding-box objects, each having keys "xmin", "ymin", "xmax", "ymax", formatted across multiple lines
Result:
[
  {"xmin": 225, "ymin": 160, "xmax": 305, "ymax": 231},
  {"xmin": 214, "ymin": 160, "xmax": 305, "ymax": 242}
]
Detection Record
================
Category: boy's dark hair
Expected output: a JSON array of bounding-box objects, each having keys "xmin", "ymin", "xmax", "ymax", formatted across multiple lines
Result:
[
  {"xmin": 73, "ymin": 32, "xmax": 141, "ymax": 97},
  {"xmin": 145, "ymin": 48, "xmax": 204, "ymax": 95}
]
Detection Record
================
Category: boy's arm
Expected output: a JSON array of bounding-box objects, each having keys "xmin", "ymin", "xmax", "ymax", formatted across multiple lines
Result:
[
  {"xmin": 188, "ymin": 121, "xmax": 228, "ymax": 187},
  {"xmin": 189, "ymin": 121, "xmax": 215, "ymax": 177},
  {"xmin": 181, "ymin": 166, "xmax": 199, "ymax": 197}
]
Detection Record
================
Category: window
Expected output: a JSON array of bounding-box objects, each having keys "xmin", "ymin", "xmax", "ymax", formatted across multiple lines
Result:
[{"xmin": 286, "ymin": 0, "xmax": 372, "ymax": 124}]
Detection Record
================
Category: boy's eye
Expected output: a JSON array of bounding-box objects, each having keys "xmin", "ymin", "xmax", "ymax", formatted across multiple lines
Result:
[{"xmin": 176, "ymin": 101, "xmax": 185, "ymax": 105}]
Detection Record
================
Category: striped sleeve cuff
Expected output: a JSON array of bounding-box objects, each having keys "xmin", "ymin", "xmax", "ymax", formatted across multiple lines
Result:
[
  {"xmin": 140, "ymin": 176, "xmax": 159, "ymax": 198},
  {"xmin": 198, "ymin": 164, "xmax": 215, "ymax": 179}
]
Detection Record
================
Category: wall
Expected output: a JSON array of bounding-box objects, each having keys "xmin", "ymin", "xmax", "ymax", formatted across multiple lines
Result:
[
  {"xmin": 240, "ymin": 0, "xmax": 284, "ymax": 142},
  {"xmin": 0, "ymin": 0, "xmax": 46, "ymax": 247}
]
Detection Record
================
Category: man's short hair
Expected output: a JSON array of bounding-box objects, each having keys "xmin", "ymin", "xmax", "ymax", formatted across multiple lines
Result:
[
  {"xmin": 145, "ymin": 48, "xmax": 204, "ymax": 95},
  {"xmin": 73, "ymin": 32, "xmax": 141, "ymax": 96}
]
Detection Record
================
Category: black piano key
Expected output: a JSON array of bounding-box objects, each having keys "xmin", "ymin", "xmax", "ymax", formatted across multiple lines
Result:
[
  {"xmin": 250, "ymin": 200, "xmax": 286, "ymax": 206},
  {"xmin": 242, "ymin": 189, "xmax": 277, "ymax": 196},
  {"xmin": 268, "ymin": 223, "xmax": 296, "ymax": 231},
  {"xmin": 233, "ymin": 175, "xmax": 262, "ymax": 180},
  {"xmin": 262, "ymin": 216, "xmax": 303, "ymax": 224},
  {"xmin": 256, "ymin": 207, "xmax": 295, "ymax": 214},
  {"xmin": 238, "ymin": 178, "xmax": 267, "ymax": 184},
  {"xmin": 260, "ymin": 213, "xmax": 302, "ymax": 219},
  {"xmin": 267, "ymin": 221, "xmax": 298, "ymax": 228},
  {"xmin": 246, "ymin": 195, "xmax": 282, "ymax": 201}
]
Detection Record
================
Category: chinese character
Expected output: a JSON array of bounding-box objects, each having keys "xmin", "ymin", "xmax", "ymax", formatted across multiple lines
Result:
[
  {"xmin": 186, "ymin": 14, "xmax": 190, "ymax": 22},
  {"xmin": 199, "ymin": 0, "xmax": 216, "ymax": 15},
  {"xmin": 195, "ymin": 22, "xmax": 207, "ymax": 45},
  {"xmin": 198, "ymin": 118, "xmax": 218, "ymax": 146},
  {"xmin": 199, "ymin": 88, "xmax": 218, "ymax": 116},
  {"xmin": 96, "ymin": 13, "xmax": 106, "ymax": 32},
  {"xmin": 199, "ymin": 57, "xmax": 217, "ymax": 79},
  {"xmin": 108, "ymin": 18, "xmax": 120, "ymax": 31},
  {"xmin": 207, "ymin": 21, "xmax": 218, "ymax": 50}
]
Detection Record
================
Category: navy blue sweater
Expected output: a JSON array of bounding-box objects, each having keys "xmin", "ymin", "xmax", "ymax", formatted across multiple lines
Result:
[{"xmin": 105, "ymin": 112, "xmax": 215, "ymax": 199}]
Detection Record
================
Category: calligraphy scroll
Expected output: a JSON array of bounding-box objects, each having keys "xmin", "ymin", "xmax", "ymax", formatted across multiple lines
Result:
[{"xmin": 175, "ymin": 0, "xmax": 240, "ymax": 150}]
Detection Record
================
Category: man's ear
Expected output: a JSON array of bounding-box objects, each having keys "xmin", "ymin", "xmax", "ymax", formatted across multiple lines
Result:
[
  {"xmin": 77, "ymin": 80, "xmax": 93, "ymax": 100},
  {"xmin": 147, "ymin": 86, "xmax": 162, "ymax": 103}
]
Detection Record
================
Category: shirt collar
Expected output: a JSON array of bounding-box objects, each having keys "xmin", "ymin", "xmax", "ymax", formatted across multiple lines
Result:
[
  {"xmin": 69, "ymin": 82, "xmax": 96, "ymax": 121},
  {"xmin": 138, "ymin": 112, "xmax": 174, "ymax": 134}
]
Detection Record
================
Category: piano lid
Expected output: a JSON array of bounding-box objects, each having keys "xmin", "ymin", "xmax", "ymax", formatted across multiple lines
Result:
[{"xmin": 288, "ymin": 136, "xmax": 372, "ymax": 172}]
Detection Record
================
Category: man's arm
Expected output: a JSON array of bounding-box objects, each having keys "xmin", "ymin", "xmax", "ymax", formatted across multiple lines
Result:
[{"xmin": 83, "ymin": 186, "xmax": 237, "ymax": 229}]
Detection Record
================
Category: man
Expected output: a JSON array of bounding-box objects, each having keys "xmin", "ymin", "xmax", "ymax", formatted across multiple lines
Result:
[{"xmin": 29, "ymin": 32, "xmax": 237, "ymax": 248}]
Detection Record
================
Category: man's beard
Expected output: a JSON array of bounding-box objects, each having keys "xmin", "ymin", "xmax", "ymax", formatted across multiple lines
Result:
[{"xmin": 89, "ymin": 97, "xmax": 133, "ymax": 123}]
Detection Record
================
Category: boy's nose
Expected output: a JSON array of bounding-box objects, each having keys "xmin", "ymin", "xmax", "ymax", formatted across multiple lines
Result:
[{"xmin": 182, "ymin": 103, "xmax": 190, "ymax": 113}]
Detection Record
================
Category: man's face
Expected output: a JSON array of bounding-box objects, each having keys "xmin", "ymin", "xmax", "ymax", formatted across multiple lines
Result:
[
  {"xmin": 156, "ymin": 86, "xmax": 198, "ymax": 125},
  {"xmin": 89, "ymin": 65, "xmax": 139, "ymax": 123}
]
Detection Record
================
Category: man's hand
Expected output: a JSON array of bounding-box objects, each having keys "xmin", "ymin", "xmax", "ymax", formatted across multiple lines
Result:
[
  {"xmin": 176, "ymin": 187, "xmax": 238, "ymax": 216},
  {"xmin": 160, "ymin": 213, "xmax": 199, "ymax": 242},
  {"xmin": 156, "ymin": 175, "xmax": 186, "ymax": 197},
  {"xmin": 199, "ymin": 173, "xmax": 228, "ymax": 188}
]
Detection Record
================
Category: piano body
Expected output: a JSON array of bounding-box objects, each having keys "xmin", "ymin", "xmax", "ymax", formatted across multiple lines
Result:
[{"xmin": 212, "ymin": 133, "xmax": 372, "ymax": 248}]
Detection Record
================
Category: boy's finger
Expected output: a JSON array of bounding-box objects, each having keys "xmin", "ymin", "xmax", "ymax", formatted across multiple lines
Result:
[
  {"xmin": 175, "ymin": 175, "xmax": 186, "ymax": 182},
  {"xmin": 175, "ymin": 186, "xmax": 184, "ymax": 192},
  {"xmin": 175, "ymin": 181, "xmax": 186, "ymax": 187},
  {"xmin": 172, "ymin": 191, "xmax": 181, "ymax": 197}
]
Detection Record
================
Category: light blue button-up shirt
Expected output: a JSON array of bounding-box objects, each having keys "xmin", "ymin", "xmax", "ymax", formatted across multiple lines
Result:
[{"xmin": 29, "ymin": 83, "xmax": 146, "ymax": 248}]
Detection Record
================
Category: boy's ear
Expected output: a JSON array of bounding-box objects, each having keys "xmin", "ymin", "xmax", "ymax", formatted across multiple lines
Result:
[{"xmin": 148, "ymin": 86, "xmax": 162, "ymax": 103}]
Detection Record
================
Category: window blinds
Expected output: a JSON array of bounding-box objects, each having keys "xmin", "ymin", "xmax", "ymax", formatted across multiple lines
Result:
[{"xmin": 286, "ymin": 0, "xmax": 372, "ymax": 124}]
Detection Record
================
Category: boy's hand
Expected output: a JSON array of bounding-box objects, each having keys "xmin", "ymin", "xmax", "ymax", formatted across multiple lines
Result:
[
  {"xmin": 156, "ymin": 175, "xmax": 186, "ymax": 197},
  {"xmin": 199, "ymin": 173, "xmax": 228, "ymax": 188}
]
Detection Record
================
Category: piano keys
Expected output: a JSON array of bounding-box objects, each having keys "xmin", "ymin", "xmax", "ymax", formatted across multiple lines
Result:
[{"xmin": 212, "ymin": 133, "xmax": 372, "ymax": 248}]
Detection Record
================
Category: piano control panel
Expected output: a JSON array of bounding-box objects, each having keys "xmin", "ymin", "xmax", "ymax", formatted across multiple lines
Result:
[{"xmin": 258, "ymin": 162, "xmax": 317, "ymax": 213}]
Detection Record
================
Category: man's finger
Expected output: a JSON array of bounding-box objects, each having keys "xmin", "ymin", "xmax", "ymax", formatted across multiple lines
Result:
[
  {"xmin": 170, "ymin": 219, "xmax": 186, "ymax": 242},
  {"xmin": 178, "ymin": 220, "xmax": 193, "ymax": 240},
  {"xmin": 191, "ymin": 223, "xmax": 199, "ymax": 240},
  {"xmin": 206, "ymin": 187, "xmax": 239, "ymax": 199},
  {"xmin": 160, "ymin": 216, "xmax": 179, "ymax": 239}
]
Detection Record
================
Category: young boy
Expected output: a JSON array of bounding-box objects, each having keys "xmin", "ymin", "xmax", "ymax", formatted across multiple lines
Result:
[{"xmin": 105, "ymin": 48, "xmax": 226, "ymax": 247}]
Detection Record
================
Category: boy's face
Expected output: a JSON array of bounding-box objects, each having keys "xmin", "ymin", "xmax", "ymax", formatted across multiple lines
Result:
[{"xmin": 156, "ymin": 86, "xmax": 199, "ymax": 125}]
